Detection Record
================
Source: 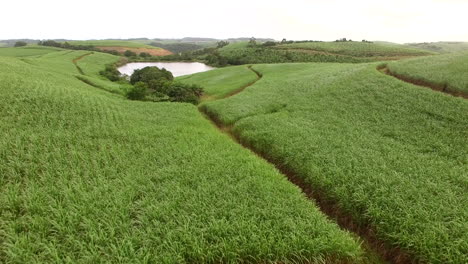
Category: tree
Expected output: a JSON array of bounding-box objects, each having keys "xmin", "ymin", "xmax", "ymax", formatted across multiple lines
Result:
[
  {"xmin": 124, "ymin": 50, "xmax": 137, "ymax": 57},
  {"xmin": 130, "ymin": 66, "xmax": 174, "ymax": 85},
  {"xmin": 216, "ymin": 41, "xmax": 229, "ymax": 48},
  {"xmin": 248, "ymin": 37, "xmax": 257, "ymax": 47},
  {"xmin": 262, "ymin": 41, "xmax": 277, "ymax": 47},
  {"xmin": 14, "ymin": 41, "xmax": 27, "ymax": 47},
  {"xmin": 166, "ymin": 82, "xmax": 203, "ymax": 104},
  {"xmin": 100, "ymin": 65, "xmax": 122, "ymax": 82},
  {"xmin": 126, "ymin": 82, "xmax": 148, "ymax": 100},
  {"xmin": 139, "ymin": 52, "xmax": 151, "ymax": 58}
]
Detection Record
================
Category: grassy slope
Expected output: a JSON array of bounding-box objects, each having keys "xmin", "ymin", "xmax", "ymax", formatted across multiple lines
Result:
[
  {"xmin": 199, "ymin": 63, "xmax": 468, "ymax": 264},
  {"xmin": 75, "ymin": 52, "xmax": 133, "ymax": 95},
  {"xmin": 386, "ymin": 52, "xmax": 468, "ymax": 94},
  {"xmin": 0, "ymin": 52, "xmax": 363, "ymax": 263},
  {"xmin": 177, "ymin": 65, "xmax": 258, "ymax": 101}
]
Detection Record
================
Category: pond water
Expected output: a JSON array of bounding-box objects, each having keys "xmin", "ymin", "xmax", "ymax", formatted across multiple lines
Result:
[{"xmin": 118, "ymin": 62, "xmax": 215, "ymax": 77}]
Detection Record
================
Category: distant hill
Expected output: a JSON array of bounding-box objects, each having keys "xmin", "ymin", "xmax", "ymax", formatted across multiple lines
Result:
[
  {"xmin": 227, "ymin": 37, "xmax": 275, "ymax": 43},
  {"xmin": 214, "ymin": 40, "xmax": 433, "ymax": 65},
  {"xmin": 67, "ymin": 40, "xmax": 173, "ymax": 56},
  {"xmin": 0, "ymin": 39, "xmax": 40, "ymax": 47},
  {"xmin": 181, "ymin": 37, "xmax": 219, "ymax": 42},
  {"xmin": 405, "ymin": 42, "xmax": 468, "ymax": 53}
]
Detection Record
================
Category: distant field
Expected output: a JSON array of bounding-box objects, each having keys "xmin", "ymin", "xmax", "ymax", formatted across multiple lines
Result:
[
  {"xmin": 0, "ymin": 46, "xmax": 62, "ymax": 57},
  {"xmin": 406, "ymin": 41, "xmax": 468, "ymax": 53},
  {"xmin": 0, "ymin": 50, "xmax": 365, "ymax": 263},
  {"xmin": 218, "ymin": 41, "xmax": 433, "ymax": 64},
  {"xmin": 177, "ymin": 65, "xmax": 258, "ymax": 100},
  {"xmin": 68, "ymin": 40, "xmax": 157, "ymax": 48},
  {"xmin": 68, "ymin": 40, "xmax": 172, "ymax": 56},
  {"xmin": 196, "ymin": 63, "xmax": 468, "ymax": 263},
  {"xmin": 276, "ymin": 41, "xmax": 433, "ymax": 58},
  {"xmin": 386, "ymin": 52, "xmax": 468, "ymax": 95}
]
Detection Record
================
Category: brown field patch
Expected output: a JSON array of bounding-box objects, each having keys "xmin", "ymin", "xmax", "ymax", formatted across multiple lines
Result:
[{"xmin": 96, "ymin": 46, "xmax": 173, "ymax": 56}]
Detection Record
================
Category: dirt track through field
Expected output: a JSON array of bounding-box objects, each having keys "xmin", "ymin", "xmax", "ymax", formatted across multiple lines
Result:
[
  {"xmin": 378, "ymin": 65, "xmax": 468, "ymax": 99},
  {"xmin": 72, "ymin": 52, "xmax": 93, "ymax": 75},
  {"xmin": 198, "ymin": 65, "xmax": 418, "ymax": 264}
]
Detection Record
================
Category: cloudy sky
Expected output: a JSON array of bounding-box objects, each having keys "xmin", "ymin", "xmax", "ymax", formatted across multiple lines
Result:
[{"xmin": 2, "ymin": 0, "xmax": 467, "ymax": 43}]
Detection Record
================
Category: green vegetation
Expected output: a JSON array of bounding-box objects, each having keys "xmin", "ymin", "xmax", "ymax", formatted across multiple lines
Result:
[
  {"xmin": 134, "ymin": 39, "xmax": 433, "ymax": 66},
  {"xmin": 124, "ymin": 50, "xmax": 137, "ymax": 57},
  {"xmin": 275, "ymin": 41, "xmax": 432, "ymax": 58},
  {"xmin": 2, "ymin": 37, "xmax": 466, "ymax": 263},
  {"xmin": 386, "ymin": 52, "xmax": 468, "ymax": 94},
  {"xmin": 196, "ymin": 41, "xmax": 433, "ymax": 66},
  {"xmin": 406, "ymin": 41, "xmax": 468, "ymax": 53},
  {"xmin": 14, "ymin": 41, "xmax": 27, "ymax": 47},
  {"xmin": 128, "ymin": 66, "xmax": 203, "ymax": 104},
  {"xmin": 197, "ymin": 63, "xmax": 468, "ymax": 263},
  {"xmin": 0, "ymin": 51, "xmax": 367, "ymax": 263},
  {"xmin": 75, "ymin": 51, "xmax": 132, "ymax": 95},
  {"xmin": 177, "ymin": 65, "xmax": 258, "ymax": 100}
]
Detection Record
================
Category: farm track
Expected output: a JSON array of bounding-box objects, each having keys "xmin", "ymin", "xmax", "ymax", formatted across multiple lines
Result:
[
  {"xmin": 198, "ymin": 66, "xmax": 415, "ymax": 264},
  {"xmin": 72, "ymin": 52, "xmax": 93, "ymax": 75},
  {"xmin": 220, "ymin": 66, "xmax": 263, "ymax": 99},
  {"xmin": 378, "ymin": 65, "xmax": 468, "ymax": 99}
]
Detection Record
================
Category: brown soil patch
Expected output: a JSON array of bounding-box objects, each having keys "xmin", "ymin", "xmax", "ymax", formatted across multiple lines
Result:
[{"xmin": 96, "ymin": 46, "xmax": 173, "ymax": 56}]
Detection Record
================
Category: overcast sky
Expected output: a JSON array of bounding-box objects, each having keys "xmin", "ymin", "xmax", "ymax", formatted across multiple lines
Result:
[{"xmin": 2, "ymin": 0, "xmax": 467, "ymax": 43}]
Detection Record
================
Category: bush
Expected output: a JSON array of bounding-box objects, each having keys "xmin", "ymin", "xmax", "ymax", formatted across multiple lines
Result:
[
  {"xmin": 126, "ymin": 82, "xmax": 147, "ymax": 100},
  {"xmin": 130, "ymin": 66, "xmax": 173, "ymax": 84},
  {"xmin": 107, "ymin": 50, "xmax": 121, "ymax": 56},
  {"xmin": 262, "ymin": 41, "xmax": 277, "ymax": 47},
  {"xmin": 139, "ymin": 52, "xmax": 151, "ymax": 58},
  {"xmin": 217, "ymin": 41, "xmax": 230, "ymax": 48},
  {"xmin": 124, "ymin": 50, "xmax": 137, "ymax": 57},
  {"xmin": 14, "ymin": 41, "xmax": 27, "ymax": 47},
  {"xmin": 126, "ymin": 66, "xmax": 203, "ymax": 104},
  {"xmin": 100, "ymin": 65, "xmax": 122, "ymax": 82},
  {"xmin": 166, "ymin": 82, "xmax": 204, "ymax": 104}
]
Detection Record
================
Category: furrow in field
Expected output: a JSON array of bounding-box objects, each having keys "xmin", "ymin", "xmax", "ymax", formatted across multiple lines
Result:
[
  {"xmin": 72, "ymin": 52, "xmax": 93, "ymax": 75},
  {"xmin": 377, "ymin": 65, "xmax": 468, "ymax": 99},
  {"xmin": 220, "ymin": 66, "xmax": 262, "ymax": 98},
  {"xmin": 198, "ymin": 66, "xmax": 392, "ymax": 264}
]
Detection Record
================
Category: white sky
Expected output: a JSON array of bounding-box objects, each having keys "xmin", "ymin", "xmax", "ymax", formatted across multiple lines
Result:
[{"xmin": 2, "ymin": 0, "xmax": 467, "ymax": 43}]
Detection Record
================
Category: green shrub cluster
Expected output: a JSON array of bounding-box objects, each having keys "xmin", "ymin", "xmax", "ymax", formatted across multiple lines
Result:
[
  {"xmin": 127, "ymin": 66, "xmax": 203, "ymax": 104},
  {"xmin": 124, "ymin": 50, "xmax": 137, "ymax": 57},
  {"xmin": 14, "ymin": 41, "xmax": 27, "ymax": 47},
  {"xmin": 99, "ymin": 64, "xmax": 123, "ymax": 82}
]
